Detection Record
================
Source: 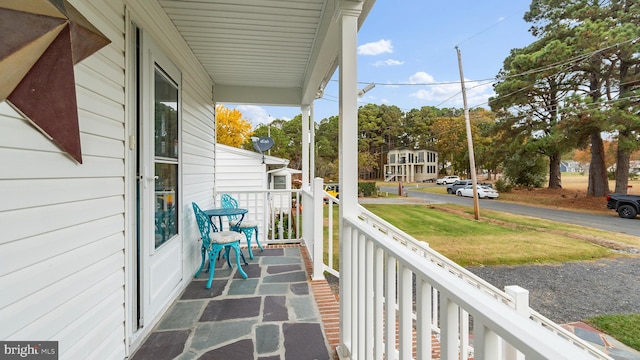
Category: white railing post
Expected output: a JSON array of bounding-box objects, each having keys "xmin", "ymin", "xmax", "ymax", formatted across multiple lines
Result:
[
  {"xmin": 416, "ymin": 278, "xmax": 432, "ymax": 360},
  {"xmin": 477, "ymin": 326, "xmax": 500, "ymax": 360},
  {"xmin": 398, "ymin": 263, "xmax": 412, "ymax": 360},
  {"xmin": 374, "ymin": 246, "xmax": 384, "ymax": 360},
  {"xmin": 440, "ymin": 295, "xmax": 459, "ymax": 360},
  {"xmin": 311, "ymin": 178, "xmax": 324, "ymax": 280},
  {"xmin": 384, "ymin": 253, "xmax": 397, "ymax": 360},
  {"xmin": 504, "ymin": 286, "xmax": 529, "ymax": 360},
  {"xmin": 365, "ymin": 238, "xmax": 374, "ymax": 359}
]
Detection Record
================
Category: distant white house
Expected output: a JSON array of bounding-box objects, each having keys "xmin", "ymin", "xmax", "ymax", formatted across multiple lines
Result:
[
  {"xmin": 560, "ymin": 160, "xmax": 584, "ymax": 173},
  {"xmin": 384, "ymin": 148, "xmax": 438, "ymax": 182},
  {"xmin": 215, "ymin": 143, "xmax": 290, "ymax": 191},
  {"xmin": 607, "ymin": 160, "xmax": 640, "ymax": 175}
]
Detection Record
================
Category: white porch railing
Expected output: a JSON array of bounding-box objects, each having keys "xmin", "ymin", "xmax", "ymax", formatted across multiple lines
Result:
[
  {"xmin": 320, "ymin": 189, "xmax": 612, "ymax": 360},
  {"xmin": 216, "ymin": 185, "xmax": 612, "ymax": 359}
]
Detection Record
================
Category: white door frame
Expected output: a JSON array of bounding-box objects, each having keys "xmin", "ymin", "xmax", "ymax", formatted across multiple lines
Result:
[{"xmin": 126, "ymin": 20, "xmax": 184, "ymax": 346}]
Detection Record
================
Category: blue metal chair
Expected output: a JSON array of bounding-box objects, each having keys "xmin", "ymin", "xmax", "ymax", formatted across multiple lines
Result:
[
  {"xmin": 192, "ymin": 202, "xmax": 247, "ymax": 288},
  {"xmin": 221, "ymin": 194, "xmax": 263, "ymax": 259}
]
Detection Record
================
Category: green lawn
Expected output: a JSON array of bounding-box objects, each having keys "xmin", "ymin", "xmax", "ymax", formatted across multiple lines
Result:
[
  {"xmin": 587, "ymin": 314, "xmax": 640, "ymax": 351},
  {"xmin": 361, "ymin": 204, "xmax": 614, "ymax": 266}
]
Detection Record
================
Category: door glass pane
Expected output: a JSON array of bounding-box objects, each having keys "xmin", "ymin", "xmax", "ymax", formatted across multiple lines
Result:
[
  {"xmin": 155, "ymin": 163, "xmax": 178, "ymax": 247},
  {"xmin": 155, "ymin": 70, "xmax": 178, "ymax": 159},
  {"xmin": 154, "ymin": 67, "xmax": 179, "ymax": 248}
]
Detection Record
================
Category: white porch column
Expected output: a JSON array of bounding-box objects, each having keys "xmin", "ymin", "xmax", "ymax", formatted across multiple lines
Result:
[
  {"xmin": 301, "ymin": 105, "xmax": 311, "ymax": 191},
  {"xmin": 310, "ymin": 104, "xmax": 316, "ymax": 187},
  {"xmin": 337, "ymin": 1, "xmax": 362, "ymax": 358},
  {"xmin": 338, "ymin": 0, "xmax": 361, "ymax": 217}
]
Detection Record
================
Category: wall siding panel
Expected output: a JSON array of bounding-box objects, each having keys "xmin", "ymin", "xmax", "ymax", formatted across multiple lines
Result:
[
  {"xmin": 0, "ymin": 0, "xmax": 219, "ymax": 358},
  {"xmin": 0, "ymin": 253, "xmax": 124, "ymax": 339},
  {"xmin": 7, "ymin": 270, "xmax": 124, "ymax": 341},
  {"xmin": 1, "ymin": 215, "xmax": 123, "ymax": 275},
  {"xmin": 0, "ymin": 1, "xmax": 129, "ymax": 358}
]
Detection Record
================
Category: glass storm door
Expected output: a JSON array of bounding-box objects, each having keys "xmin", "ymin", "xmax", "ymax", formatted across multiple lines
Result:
[{"xmin": 137, "ymin": 30, "xmax": 183, "ymax": 326}]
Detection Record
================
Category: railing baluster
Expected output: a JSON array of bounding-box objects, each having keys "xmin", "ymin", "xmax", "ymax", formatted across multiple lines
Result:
[
  {"xmin": 385, "ymin": 253, "xmax": 397, "ymax": 360},
  {"xmin": 374, "ymin": 245, "xmax": 384, "ymax": 360},
  {"xmin": 339, "ymin": 223, "xmax": 353, "ymax": 357},
  {"xmin": 440, "ymin": 295, "xmax": 458, "ymax": 360},
  {"xmin": 460, "ymin": 308, "xmax": 469, "ymax": 360},
  {"xmin": 398, "ymin": 263, "xmax": 412, "ymax": 360},
  {"xmin": 357, "ymin": 232, "xmax": 366, "ymax": 357},
  {"xmin": 365, "ymin": 237, "xmax": 374, "ymax": 359},
  {"xmin": 474, "ymin": 319, "xmax": 486, "ymax": 360},
  {"xmin": 416, "ymin": 277, "xmax": 432, "ymax": 360},
  {"xmin": 328, "ymin": 201, "xmax": 334, "ymax": 271}
]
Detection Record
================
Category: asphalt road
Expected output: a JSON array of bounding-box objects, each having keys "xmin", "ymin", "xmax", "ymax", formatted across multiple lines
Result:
[{"xmin": 378, "ymin": 186, "xmax": 640, "ymax": 237}]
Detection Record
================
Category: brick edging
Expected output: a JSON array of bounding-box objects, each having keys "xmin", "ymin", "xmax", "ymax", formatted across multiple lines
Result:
[
  {"xmin": 298, "ymin": 245, "xmax": 341, "ymax": 359},
  {"xmin": 295, "ymin": 244, "xmax": 443, "ymax": 360}
]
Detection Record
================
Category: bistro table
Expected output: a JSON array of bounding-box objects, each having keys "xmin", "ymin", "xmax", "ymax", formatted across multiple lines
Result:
[
  {"xmin": 204, "ymin": 207, "xmax": 248, "ymax": 231},
  {"xmin": 203, "ymin": 207, "xmax": 249, "ymax": 265}
]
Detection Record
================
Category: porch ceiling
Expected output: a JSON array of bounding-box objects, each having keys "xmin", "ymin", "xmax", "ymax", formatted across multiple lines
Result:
[{"xmin": 158, "ymin": 0, "xmax": 374, "ymax": 107}]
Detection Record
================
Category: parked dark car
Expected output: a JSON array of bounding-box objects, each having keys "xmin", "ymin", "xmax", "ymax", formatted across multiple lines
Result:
[
  {"xmin": 446, "ymin": 180, "xmax": 472, "ymax": 194},
  {"xmin": 606, "ymin": 193, "xmax": 640, "ymax": 219}
]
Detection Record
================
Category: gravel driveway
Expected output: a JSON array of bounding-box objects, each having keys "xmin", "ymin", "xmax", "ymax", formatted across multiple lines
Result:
[{"xmin": 466, "ymin": 257, "xmax": 640, "ymax": 324}]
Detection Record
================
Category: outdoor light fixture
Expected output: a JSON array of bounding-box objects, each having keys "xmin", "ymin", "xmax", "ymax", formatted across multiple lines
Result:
[
  {"xmin": 315, "ymin": 80, "xmax": 327, "ymax": 99},
  {"xmin": 357, "ymin": 82, "xmax": 375, "ymax": 98}
]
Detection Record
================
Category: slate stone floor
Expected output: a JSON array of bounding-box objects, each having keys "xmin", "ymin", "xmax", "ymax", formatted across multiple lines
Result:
[{"xmin": 131, "ymin": 247, "xmax": 331, "ymax": 360}]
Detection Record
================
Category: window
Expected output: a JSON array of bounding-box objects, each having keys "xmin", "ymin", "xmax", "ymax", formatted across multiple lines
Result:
[
  {"xmin": 154, "ymin": 68, "xmax": 179, "ymax": 248},
  {"xmin": 274, "ymin": 175, "xmax": 287, "ymax": 189}
]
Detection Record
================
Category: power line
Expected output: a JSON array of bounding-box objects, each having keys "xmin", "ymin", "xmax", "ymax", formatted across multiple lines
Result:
[{"xmin": 316, "ymin": 36, "xmax": 640, "ymax": 113}]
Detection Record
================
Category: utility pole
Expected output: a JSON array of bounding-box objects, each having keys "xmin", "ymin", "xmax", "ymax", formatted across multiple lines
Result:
[
  {"xmin": 455, "ymin": 46, "xmax": 480, "ymax": 220},
  {"xmin": 267, "ymin": 116, "xmax": 272, "ymax": 155}
]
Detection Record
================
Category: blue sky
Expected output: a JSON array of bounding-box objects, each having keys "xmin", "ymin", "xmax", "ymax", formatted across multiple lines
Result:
[{"xmin": 233, "ymin": 1, "xmax": 537, "ymax": 127}]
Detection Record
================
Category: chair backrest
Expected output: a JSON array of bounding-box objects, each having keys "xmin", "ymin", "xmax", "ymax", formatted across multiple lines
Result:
[
  {"xmin": 220, "ymin": 194, "xmax": 239, "ymax": 221},
  {"xmin": 192, "ymin": 202, "xmax": 218, "ymax": 247}
]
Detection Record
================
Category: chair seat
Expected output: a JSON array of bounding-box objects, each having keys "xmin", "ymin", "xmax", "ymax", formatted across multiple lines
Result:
[
  {"xmin": 229, "ymin": 219, "xmax": 258, "ymax": 228},
  {"xmin": 211, "ymin": 231, "xmax": 244, "ymax": 244}
]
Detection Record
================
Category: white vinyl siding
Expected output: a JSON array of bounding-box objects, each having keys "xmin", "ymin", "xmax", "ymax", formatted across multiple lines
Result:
[
  {"xmin": 0, "ymin": 0, "xmax": 217, "ymax": 359},
  {"xmin": 216, "ymin": 151, "xmax": 267, "ymax": 190},
  {"xmin": 0, "ymin": 0, "xmax": 127, "ymax": 357}
]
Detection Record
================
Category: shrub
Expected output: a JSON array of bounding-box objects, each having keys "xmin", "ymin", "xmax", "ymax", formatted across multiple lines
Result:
[
  {"xmin": 502, "ymin": 150, "xmax": 547, "ymax": 188},
  {"xmin": 494, "ymin": 178, "xmax": 514, "ymax": 193},
  {"xmin": 358, "ymin": 182, "xmax": 377, "ymax": 197}
]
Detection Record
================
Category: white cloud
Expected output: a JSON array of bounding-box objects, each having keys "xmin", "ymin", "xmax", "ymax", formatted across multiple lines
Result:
[
  {"xmin": 409, "ymin": 76, "xmax": 494, "ymax": 107},
  {"xmin": 408, "ymin": 71, "xmax": 435, "ymax": 84},
  {"xmin": 358, "ymin": 39, "xmax": 393, "ymax": 56},
  {"xmin": 373, "ymin": 59, "xmax": 404, "ymax": 67},
  {"xmin": 235, "ymin": 105, "xmax": 270, "ymax": 127}
]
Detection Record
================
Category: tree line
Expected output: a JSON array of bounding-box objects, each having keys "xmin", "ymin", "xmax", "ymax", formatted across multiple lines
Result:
[
  {"xmin": 491, "ymin": 0, "xmax": 640, "ymax": 196},
  {"xmin": 219, "ymin": 99, "xmax": 637, "ymax": 197}
]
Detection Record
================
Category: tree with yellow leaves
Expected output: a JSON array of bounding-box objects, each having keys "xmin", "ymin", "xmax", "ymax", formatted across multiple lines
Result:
[{"xmin": 215, "ymin": 105, "xmax": 253, "ymax": 147}]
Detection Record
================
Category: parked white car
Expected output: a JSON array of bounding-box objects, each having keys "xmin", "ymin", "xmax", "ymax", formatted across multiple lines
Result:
[
  {"xmin": 436, "ymin": 175, "xmax": 460, "ymax": 185},
  {"xmin": 456, "ymin": 184, "xmax": 499, "ymax": 199}
]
